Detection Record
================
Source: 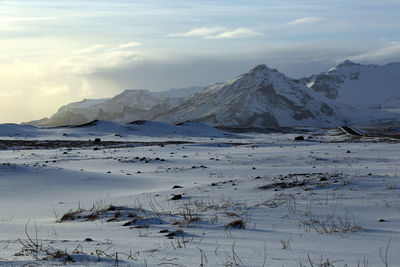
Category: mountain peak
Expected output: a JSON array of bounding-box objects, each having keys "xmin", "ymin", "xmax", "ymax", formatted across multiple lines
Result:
[
  {"xmin": 249, "ymin": 64, "xmax": 274, "ymax": 72},
  {"xmin": 337, "ymin": 59, "xmax": 359, "ymax": 68},
  {"xmin": 327, "ymin": 60, "xmax": 360, "ymax": 73},
  {"xmin": 120, "ymin": 89, "xmax": 149, "ymax": 95},
  {"xmin": 226, "ymin": 64, "xmax": 283, "ymax": 87}
]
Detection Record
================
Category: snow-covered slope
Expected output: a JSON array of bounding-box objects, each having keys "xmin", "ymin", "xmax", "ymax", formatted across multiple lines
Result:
[
  {"xmin": 305, "ymin": 60, "xmax": 400, "ymax": 109},
  {"xmin": 0, "ymin": 123, "xmax": 49, "ymax": 138},
  {"xmin": 28, "ymin": 87, "xmax": 203, "ymax": 127},
  {"xmin": 0, "ymin": 120, "xmax": 232, "ymax": 140},
  {"xmin": 65, "ymin": 120, "xmax": 231, "ymax": 138},
  {"xmin": 382, "ymin": 96, "xmax": 400, "ymax": 109},
  {"xmin": 159, "ymin": 65, "xmax": 361, "ymax": 127},
  {"xmin": 1, "ymin": 132, "xmax": 400, "ymax": 266}
]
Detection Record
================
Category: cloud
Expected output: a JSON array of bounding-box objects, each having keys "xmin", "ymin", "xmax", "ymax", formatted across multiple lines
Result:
[
  {"xmin": 208, "ymin": 28, "xmax": 262, "ymax": 39},
  {"xmin": 57, "ymin": 45, "xmax": 141, "ymax": 74},
  {"xmin": 287, "ymin": 17, "xmax": 322, "ymax": 25},
  {"xmin": 167, "ymin": 27, "xmax": 224, "ymax": 38},
  {"xmin": 0, "ymin": 40, "xmax": 145, "ymax": 123},
  {"xmin": 349, "ymin": 42, "xmax": 400, "ymax": 63},
  {"xmin": 167, "ymin": 27, "xmax": 261, "ymax": 39},
  {"xmin": 119, "ymin": 42, "xmax": 141, "ymax": 48},
  {"xmin": 71, "ymin": 44, "xmax": 106, "ymax": 55}
]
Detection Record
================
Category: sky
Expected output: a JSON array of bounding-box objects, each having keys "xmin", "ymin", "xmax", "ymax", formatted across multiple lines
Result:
[{"xmin": 1, "ymin": 0, "xmax": 400, "ymax": 123}]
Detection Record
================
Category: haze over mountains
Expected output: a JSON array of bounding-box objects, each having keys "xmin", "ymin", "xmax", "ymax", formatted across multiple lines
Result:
[{"xmin": 27, "ymin": 61, "xmax": 400, "ymax": 128}]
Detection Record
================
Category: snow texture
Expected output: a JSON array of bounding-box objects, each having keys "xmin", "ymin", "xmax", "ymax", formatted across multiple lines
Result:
[{"xmin": 0, "ymin": 125, "xmax": 399, "ymax": 266}]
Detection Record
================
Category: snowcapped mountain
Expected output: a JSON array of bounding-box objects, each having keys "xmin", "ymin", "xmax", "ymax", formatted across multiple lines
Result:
[
  {"xmin": 305, "ymin": 60, "xmax": 400, "ymax": 109},
  {"xmin": 29, "ymin": 87, "xmax": 202, "ymax": 127},
  {"xmin": 26, "ymin": 62, "xmax": 400, "ymax": 128},
  {"xmin": 159, "ymin": 65, "xmax": 356, "ymax": 127}
]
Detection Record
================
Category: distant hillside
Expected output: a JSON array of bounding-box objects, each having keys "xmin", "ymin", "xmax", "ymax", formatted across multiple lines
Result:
[
  {"xmin": 27, "ymin": 87, "xmax": 202, "ymax": 127},
  {"xmin": 304, "ymin": 60, "xmax": 400, "ymax": 109}
]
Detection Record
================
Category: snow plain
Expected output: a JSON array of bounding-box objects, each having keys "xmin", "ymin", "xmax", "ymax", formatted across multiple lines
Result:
[{"xmin": 0, "ymin": 123, "xmax": 399, "ymax": 266}]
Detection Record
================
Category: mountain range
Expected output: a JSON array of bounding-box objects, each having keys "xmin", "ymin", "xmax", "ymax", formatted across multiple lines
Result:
[{"xmin": 27, "ymin": 61, "xmax": 400, "ymax": 128}]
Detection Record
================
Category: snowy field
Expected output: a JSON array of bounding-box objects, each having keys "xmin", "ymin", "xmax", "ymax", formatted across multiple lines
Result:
[{"xmin": 0, "ymin": 123, "xmax": 399, "ymax": 266}]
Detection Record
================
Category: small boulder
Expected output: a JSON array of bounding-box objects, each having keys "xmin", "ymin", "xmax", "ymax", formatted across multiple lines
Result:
[
  {"xmin": 294, "ymin": 136, "xmax": 304, "ymax": 141},
  {"xmin": 171, "ymin": 194, "xmax": 182, "ymax": 200}
]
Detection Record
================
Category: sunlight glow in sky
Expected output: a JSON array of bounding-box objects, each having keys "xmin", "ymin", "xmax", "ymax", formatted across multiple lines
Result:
[{"xmin": 1, "ymin": 0, "xmax": 400, "ymax": 123}]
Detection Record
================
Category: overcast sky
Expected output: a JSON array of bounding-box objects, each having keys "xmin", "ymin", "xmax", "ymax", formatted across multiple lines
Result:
[{"xmin": 1, "ymin": 0, "xmax": 400, "ymax": 123}]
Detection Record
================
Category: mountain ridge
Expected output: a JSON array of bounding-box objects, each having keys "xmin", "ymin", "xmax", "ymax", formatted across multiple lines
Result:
[
  {"xmin": 157, "ymin": 63, "xmax": 354, "ymax": 128},
  {"xmin": 304, "ymin": 60, "xmax": 400, "ymax": 109},
  {"xmin": 25, "ymin": 61, "xmax": 400, "ymax": 128}
]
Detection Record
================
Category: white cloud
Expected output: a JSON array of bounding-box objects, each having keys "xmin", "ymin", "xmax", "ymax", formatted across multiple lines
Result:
[
  {"xmin": 349, "ymin": 42, "xmax": 400, "ymax": 63},
  {"xmin": 168, "ymin": 27, "xmax": 225, "ymax": 38},
  {"xmin": 119, "ymin": 42, "xmax": 141, "ymax": 48},
  {"xmin": 287, "ymin": 17, "xmax": 322, "ymax": 25},
  {"xmin": 71, "ymin": 44, "xmax": 106, "ymax": 55},
  {"xmin": 208, "ymin": 28, "xmax": 262, "ymax": 39},
  {"xmin": 167, "ymin": 27, "xmax": 261, "ymax": 39},
  {"xmin": 0, "ymin": 39, "xmax": 146, "ymax": 123},
  {"xmin": 57, "ymin": 45, "xmax": 141, "ymax": 74}
]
